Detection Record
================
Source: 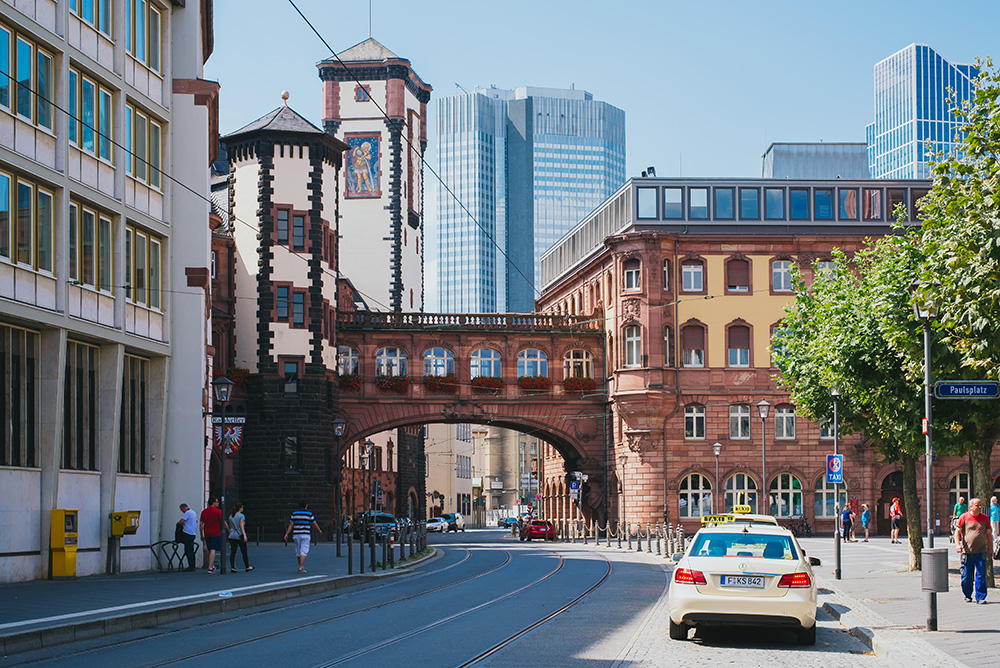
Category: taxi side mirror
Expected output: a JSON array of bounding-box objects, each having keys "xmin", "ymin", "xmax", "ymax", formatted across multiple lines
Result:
[
  {"xmin": 808, "ymin": 556, "xmax": 822, "ymax": 567},
  {"xmin": 671, "ymin": 553, "xmax": 683, "ymax": 562}
]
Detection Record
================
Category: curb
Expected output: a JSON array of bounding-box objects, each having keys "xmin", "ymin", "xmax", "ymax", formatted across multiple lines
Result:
[
  {"xmin": 1, "ymin": 548, "xmax": 437, "ymax": 657},
  {"xmin": 818, "ymin": 583, "xmax": 968, "ymax": 668}
]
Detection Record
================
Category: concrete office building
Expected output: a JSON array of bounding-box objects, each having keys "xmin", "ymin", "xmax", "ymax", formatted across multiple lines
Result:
[
  {"xmin": 867, "ymin": 44, "xmax": 977, "ymax": 179},
  {"xmin": 436, "ymin": 86, "xmax": 625, "ymax": 314},
  {"xmin": 762, "ymin": 143, "xmax": 869, "ymax": 179},
  {"xmin": 0, "ymin": 0, "xmax": 217, "ymax": 581}
]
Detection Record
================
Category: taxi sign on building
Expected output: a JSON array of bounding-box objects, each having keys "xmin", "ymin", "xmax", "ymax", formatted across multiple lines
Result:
[{"xmin": 826, "ymin": 454, "xmax": 844, "ymax": 484}]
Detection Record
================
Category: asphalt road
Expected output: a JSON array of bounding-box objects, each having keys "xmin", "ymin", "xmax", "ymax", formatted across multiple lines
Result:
[{"xmin": 5, "ymin": 530, "xmax": 889, "ymax": 667}]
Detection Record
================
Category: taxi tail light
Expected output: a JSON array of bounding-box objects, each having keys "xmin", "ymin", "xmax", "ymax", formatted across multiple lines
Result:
[
  {"xmin": 673, "ymin": 568, "xmax": 707, "ymax": 585},
  {"xmin": 777, "ymin": 572, "xmax": 812, "ymax": 588}
]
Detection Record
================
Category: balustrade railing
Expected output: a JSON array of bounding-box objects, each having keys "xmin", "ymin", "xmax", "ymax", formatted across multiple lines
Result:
[{"xmin": 338, "ymin": 311, "xmax": 600, "ymax": 332}]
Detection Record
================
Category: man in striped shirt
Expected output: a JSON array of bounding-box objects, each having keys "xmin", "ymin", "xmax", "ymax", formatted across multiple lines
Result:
[{"xmin": 283, "ymin": 501, "xmax": 322, "ymax": 573}]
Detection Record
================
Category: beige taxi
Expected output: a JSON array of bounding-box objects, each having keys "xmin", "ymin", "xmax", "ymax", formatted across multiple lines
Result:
[{"xmin": 667, "ymin": 516, "xmax": 821, "ymax": 645}]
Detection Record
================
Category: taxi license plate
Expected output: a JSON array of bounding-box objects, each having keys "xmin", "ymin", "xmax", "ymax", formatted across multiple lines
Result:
[{"xmin": 720, "ymin": 575, "xmax": 764, "ymax": 588}]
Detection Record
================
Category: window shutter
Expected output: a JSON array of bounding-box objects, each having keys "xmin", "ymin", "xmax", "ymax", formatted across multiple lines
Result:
[
  {"xmin": 729, "ymin": 325, "xmax": 750, "ymax": 349},
  {"xmin": 682, "ymin": 326, "xmax": 704, "ymax": 349},
  {"xmin": 728, "ymin": 259, "xmax": 749, "ymax": 286}
]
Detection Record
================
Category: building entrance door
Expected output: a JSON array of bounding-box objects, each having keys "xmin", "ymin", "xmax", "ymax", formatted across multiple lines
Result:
[{"xmin": 877, "ymin": 471, "xmax": 905, "ymax": 537}]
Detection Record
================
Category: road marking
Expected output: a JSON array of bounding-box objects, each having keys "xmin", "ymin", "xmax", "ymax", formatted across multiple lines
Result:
[{"xmin": 0, "ymin": 575, "xmax": 327, "ymax": 631}]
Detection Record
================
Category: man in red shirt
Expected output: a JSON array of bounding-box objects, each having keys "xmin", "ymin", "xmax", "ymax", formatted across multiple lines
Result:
[
  {"xmin": 955, "ymin": 497, "xmax": 993, "ymax": 603},
  {"xmin": 200, "ymin": 497, "xmax": 223, "ymax": 573}
]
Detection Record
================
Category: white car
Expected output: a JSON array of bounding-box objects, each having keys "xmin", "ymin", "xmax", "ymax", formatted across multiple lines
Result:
[
  {"xmin": 667, "ymin": 523, "xmax": 820, "ymax": 645},
  {"xmin": 427, "ymin": 517, "xmax": 448, "ymax": 533},
  {"xmin": 441, "ymin": 512, "xmax": 465, "ymax": 532}
]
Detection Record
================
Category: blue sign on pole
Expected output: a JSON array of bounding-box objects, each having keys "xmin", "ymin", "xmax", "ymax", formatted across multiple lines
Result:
[
  {"xmin": 934, "ymin": 381, "xmax": 999, "ymax": 399},
  {"xmin": 826, "ymin": 454, "xmax": 844, "ymax": 484}
]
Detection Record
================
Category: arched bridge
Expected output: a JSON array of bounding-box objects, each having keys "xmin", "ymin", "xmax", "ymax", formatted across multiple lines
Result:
[{"xmin": 336, "ymin": 311, "xmax": 608, "ymax": 473}]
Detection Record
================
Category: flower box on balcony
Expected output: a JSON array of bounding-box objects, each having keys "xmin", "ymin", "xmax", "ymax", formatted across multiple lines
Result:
[
  {"xmin": 423, "ymin": 374, "xmax": 459, "ymax": 394},
  {"xmin": 517, "ymin": 376, "xmax": 552, "ymax": 393},
  {"xmin": 214, "ymin": 366, "xmax": 250, "ymax": 385},
  {"xmin": 338, "ymin": 374, "xmax": 362, "ymax": 393},
  {"xmin": 564, "ymin": 376, "xmax": 596, "ymax": 394},
  {"xmin": 375, "ymin": 375, "xmax": 410, "ymax": 394},
  {"xmin": 471, "ymin": 376, "xmax": 505, "ymax": 394}
]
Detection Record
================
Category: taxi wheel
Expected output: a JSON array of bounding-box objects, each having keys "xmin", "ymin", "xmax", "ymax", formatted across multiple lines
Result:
[
  {"xmin": 797, "ymin": 624, "xmax": 816, "ymax": 645},
  {"xmin": 668, "ymin": 618, "xmax": 689, "ymax": 641}
]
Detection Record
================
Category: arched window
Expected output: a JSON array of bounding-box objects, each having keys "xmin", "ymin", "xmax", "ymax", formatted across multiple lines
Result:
[
  {"xmin": 337, "ymin": 346, "xmax": 359, "ymax": 375},
  {"xmin": 729, "ymin": 404, "xmax": 750, "ymax": 439},
  {"xmin": 949, "ymin": 473, "xmax": 971, "ymax": 512},
  {"xmin": 517, "ymin": 349, "xmax": 547, "ymax": 377},
  {"xmin": 727, "ymin": 325, "xmax": 750, "ymax": 367},
  {"xmin": 423, "ymin": 347, "xmax": 455, "ymax": 376},
  {"xmin": 684, "ymin": 404, "xmax": 705, "ymax": 439},
  {"xmin": 768, "ymin": 473, "xmax": 803, "ymax": 517},
  {"xmin": 623, "ymin": 258, "xmax": 640, "ymax": 291},
  {"xmin": 679, "ymin": 473, "xmax": 712, "ymax": 518},
  {"xmin": 814, "ymin": 475, "xmax": 846, "ymax": 517},
  {"xmin": 726, "ymin": 258, "xmax": 750, "ymax": 293},
  {"xmin": 724, "ymin": 473, "xmax": 758, "ymax": 513},
  {"xmin": 376, "ymin": 347, "xmax": 407, "ymax": 376},
  {"xmin": 623, "ymin": 325, "xmax": 641, "ymax": 367},
  {"xmin": 681, "ymin": 325, "xmax": 705, "ymax": 367},
  {"xmin": 563, "ymin": 349, "xmax": 594, "ymax": 378},
  {"xmin": 663, "ymin": 327, "xmax": 673, "ymax": 367},
  {"xmin": 470, "ymin": 348, "xmax": 501, "ymax": 378},
  {"xmin": 775, "ymin": 405, "xmax": 796, "ymax": 439}
]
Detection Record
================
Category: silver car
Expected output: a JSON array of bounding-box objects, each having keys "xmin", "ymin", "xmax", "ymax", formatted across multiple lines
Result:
[{"xmin": 427, "ymin": 517, "xmax": 448, "ymax": 533}]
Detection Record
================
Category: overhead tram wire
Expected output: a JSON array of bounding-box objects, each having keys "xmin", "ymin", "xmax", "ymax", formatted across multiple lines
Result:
[
  {"xmin": 285, "ymin": 0, "xmax": 541, "ymax": 301},
  {"xmin": 0, "ymin": 68, "xmax": 395, "ymax": 314}
]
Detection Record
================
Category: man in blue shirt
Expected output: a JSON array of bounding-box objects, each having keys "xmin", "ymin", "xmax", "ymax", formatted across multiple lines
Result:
[
  {"xmin": 990, "ymin": 497, "xmax": 999, "ymax": 547},
  {"xmin": 283, "ymin": 502, "xmax": 322, "ymax": 573},
  {"xmin": 177, "ymin": 503, "xmax": 198, "ymax": 571},
  {"xmin": 841, "ymin": 505, "xmax": 855, "ymax": 542}
]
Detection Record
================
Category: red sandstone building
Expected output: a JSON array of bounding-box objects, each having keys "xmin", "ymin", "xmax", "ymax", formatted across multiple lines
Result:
[{"xmin": 536, "ymin": 177, "xmax": 1000, "ymax": 535}]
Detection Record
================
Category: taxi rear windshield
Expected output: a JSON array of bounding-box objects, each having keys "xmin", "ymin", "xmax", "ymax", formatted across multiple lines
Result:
[{"xmin": 690, "ymin": 533, "xmax": 798, "ymax": 560}]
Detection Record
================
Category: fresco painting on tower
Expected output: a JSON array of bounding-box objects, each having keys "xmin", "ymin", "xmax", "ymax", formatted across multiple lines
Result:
[{"xmin": 346, "ymin": 134, "xmax": 381, "ymax": 198}]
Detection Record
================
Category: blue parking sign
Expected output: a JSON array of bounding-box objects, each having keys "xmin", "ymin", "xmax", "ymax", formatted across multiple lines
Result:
[{"xmin": 826, "ymin": 454, "xmax": 844, "ymax": 484}]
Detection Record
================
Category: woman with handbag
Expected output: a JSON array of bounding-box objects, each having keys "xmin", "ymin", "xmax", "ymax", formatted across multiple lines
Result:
[
  {"xmin": 890, "ymin": 498, "xmax": 903, "ymax": 544},
  {"xmin": 227, "ymin": 504, "xmax": 254, "ymax": 572}
]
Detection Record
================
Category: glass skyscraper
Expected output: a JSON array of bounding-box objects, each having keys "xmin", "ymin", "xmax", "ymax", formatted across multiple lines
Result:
[
  {"xmin": 436, "ymin": 86, "xmax": 625, "ymax": 313},
  {"xmin": 867, "ymin": 44, "xmax": 977, "ymax": 179}
]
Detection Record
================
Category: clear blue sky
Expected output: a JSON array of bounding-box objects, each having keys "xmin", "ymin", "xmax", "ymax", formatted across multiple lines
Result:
[{"xmin": 206, "ymin": 1, "xmax": 999, "ymax": 309}]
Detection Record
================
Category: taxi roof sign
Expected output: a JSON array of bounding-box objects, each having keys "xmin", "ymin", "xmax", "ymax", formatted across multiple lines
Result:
[
  {"xmin": 732, "ymin": 504, "xmax": 753, "ymax": 514},
  {"xmin": 700, "ymin": 514, "xmax": 735, "ymax": 524}
]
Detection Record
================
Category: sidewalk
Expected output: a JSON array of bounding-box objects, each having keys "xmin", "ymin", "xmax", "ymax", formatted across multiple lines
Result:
[
  {"xmin": 797, "ymin": 535, "xmax": 999, "ymax": 668},
  {"xmin": 0, "ymin": 538, "xmax": 428, "ymax": 656}
]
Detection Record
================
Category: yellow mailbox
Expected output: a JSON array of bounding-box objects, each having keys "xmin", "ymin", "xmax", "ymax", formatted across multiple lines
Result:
[
  {"xmin": 50, "ymin": 509, "xmax": 79, "ymax": 578},
  {"xmin": 110, "ymin": 510, "xmax": 141, "ymax": 536}
]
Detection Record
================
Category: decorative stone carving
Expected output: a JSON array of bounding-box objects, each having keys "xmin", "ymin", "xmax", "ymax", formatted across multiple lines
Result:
[{"xmin": 622, "ymin": 298, "xmax": 642, "ymax": 324}]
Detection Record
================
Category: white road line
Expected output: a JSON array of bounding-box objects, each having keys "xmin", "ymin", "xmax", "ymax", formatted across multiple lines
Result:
[{"xmin": 0, "ymin": 575, "xmax": 327, "ymax": 631}]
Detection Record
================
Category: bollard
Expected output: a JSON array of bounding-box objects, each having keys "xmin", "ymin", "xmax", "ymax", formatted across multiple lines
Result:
[
  {"xmin": 583, "ymin": 520, "xmax": 588, "ymax": 545},
  {"xmin": 656, "ymin": 523, "xmax": 661, "ymax": 556},
  {"xmin": 348, "ymin": 531, "xmax": 354, "ymax": 574},
  {"xmin": 647, "ymin": 523, "xmax": 653, "ymax": 553},
  {"xmin": 382, "ymin": 533, "xmax": 388, "ymax": 571},
  {"xmin": 618, "ymin": 521, "xmax": 622, "ymax": 549},
  {"xmin": 369, "ymin": 530, "xmax": 376, "ymax": 572},
  {"xmin": 606, "ymin": 522, "xmax": 611, "ymax": 548},
  {"xmin": 627, "ymin": 522, "xmax": 632, "ymax": 551},
  {"xmin": 637, "ymin": 523, "xmax": 644, "ymax": 552}
]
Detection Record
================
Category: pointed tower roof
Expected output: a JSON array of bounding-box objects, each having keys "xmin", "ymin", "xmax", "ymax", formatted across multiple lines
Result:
[
  {"xmin": 335, "ymin": 37, "xmax": 400, "ymax": 63},
  {"xmin": 224, "ymin": 104, "xmax": 323, "ymax": 138}
]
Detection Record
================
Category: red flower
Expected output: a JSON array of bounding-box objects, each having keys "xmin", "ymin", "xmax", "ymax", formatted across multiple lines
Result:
[
  {"xmin": 423, "ymin": 374, "xmax": 459, "ymax": 394},
  {"xmin": 375, "ymin": 375, "xmax": 410, "ymax": 394},
  {"xmin": 517, "ymin": 376, "xmax": 552, "ymax": 392},
  {"xmin": 564, "ymin": 376, "xmax": 596, "ymax": 394},
  {"xmin": 471, "ymin": 376, "xmax": 505, "ymax": 394},
  {"xmin": 338, "ymin": 374, "xmax": 363, "ymax": 392}
]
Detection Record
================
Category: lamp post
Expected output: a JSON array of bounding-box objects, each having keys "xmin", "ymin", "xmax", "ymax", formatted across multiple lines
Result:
[
  {"xmin": 711, "ymin": 443, "xmax": 722, "ymax": 513},
  {"xmin": 358, "ymin": 449, "xmax": 368, "ymax": 575},
  {"xmin": 757, "ymin": 399, "xmax": 771, "ymax": 515},
  {"xmin": 831, "ymin": 388, "xmax": 842, "ymax": 580},
  {"xmin": 618, "ymin": 453, "xmax": 628, "ymax": 525},
  {"xmin": 364, "ymin": 438, "xmax": 375, "ymax": 541},
  {"xmin": 333, "ymin": 418, "xmax": 346, "ymax": 558},
  {"xmin": 212, "ymin": 376, "xmax": 234, "ymax": 577},
  {"xmin": 912, "ymin": 284, "xmax": 937, "ymax": 631}
]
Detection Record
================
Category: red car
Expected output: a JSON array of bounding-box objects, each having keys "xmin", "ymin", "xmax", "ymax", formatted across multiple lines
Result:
[{"xmin": 520, "ymin": 519, "xmax": 555, "ymax": 541}]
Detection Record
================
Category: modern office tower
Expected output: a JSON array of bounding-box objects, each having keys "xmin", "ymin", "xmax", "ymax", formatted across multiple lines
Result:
[
  {"xmin": 436, "ymin": 86, "xmax": 625, "ymax": 314},
  {"xmin": 867, "ymin": 44, "xmax": 978, "ymax": 179},
  {"xmin": 0, "ymin": 2, "xmax": 216, "ymax": 580},
  {"xmin": 318, "ymin": 38, "xmax": 432, "ymax": 313}
]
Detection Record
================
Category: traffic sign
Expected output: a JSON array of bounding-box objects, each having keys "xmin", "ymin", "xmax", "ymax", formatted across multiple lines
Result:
[
  {"xmin": 569, "ymin": 480, "xmax": 580, "ymax": 490},
  {"xmin": 826, "ymin": 454, "xmax": 844, "ymax": 484},
  {"xmin": 935, "ymin": 381, "xmax": 999, "ymax": 399}
]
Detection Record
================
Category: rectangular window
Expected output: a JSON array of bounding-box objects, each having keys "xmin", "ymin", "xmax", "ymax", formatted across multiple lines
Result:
[
  {"xmin": 839, "ymin": 188, "xmax": 858, "ymax": 220},
  {"xmin": 0, "ymin": 172, "xmax": 7, "ymax": 259},
  {"xmin": 68, "ymin": 204, "xmax": 78, "ymax": 280},
  {"xmin": 81, "ymin": 76, "xmax": 95, "ymax": 152},
  {"xmin": 292, "ymin": 291, "xmax": 305, "ymax": 328},
  {"xmin": 681, "ymin": 262, "xmax": 703, "ymax": 292},
  {"xmin": 727, "ymin": 326, "xmax": 750, "ymax": 367},
  {"xmin": 292, "ymin": 214, "xmax": 305, "ymax": 250},
  {"xmin": 276, "ymin": 209, "xmax": 289, "ymax": 244},
  {"xmin": 119, "ymin": 354, "xmax": 148, "ymax": 474},
  {"xmin": 739, "ymin": 188, "xmax": 759, "ymax": 219},
  {"xmin": 911, "ymin": 188, "xmax": 930, "ymax": 220},
  {"xmin": 99, "ymin": 88, "xmax": 113, "ymax": 161},
  {"xmin": 125, "ymin": 105, "xmax": 133, "ymax": 173},
  {"xmin": 147, "ymin": 7, "xmax": 161, "ymax": 72},
  {"xmin": 765, "ymin": 188, "xmax": 784, "ymax": 220},
  {"xmin": 125, "ymin": 227, "xmax": 132, "ymax": 298},
  {"xmin": 819, "ymin": 420, "xmax": 832, "ymax": 439},
  {"xmin": 134, "ymin": 0, "xmax": 146, "ymax": 63},
  {"xmin": 80, "ymin": 209, "xmax": 95, "ymax": 286},
  {"xmin": 689, "ymin": 188, "xmax": 708, "ymax": 219},
  {"xmin": 16, "ymin": 180, "xmax": 32, "ymax": 266},
  {"xmin": 624, "ymin": 325, "xmax": 641, "ymax": 367},
  {"xmin": 134, "ymin": 231, "xmax": 147, "ymax": 304},
  {"xmin": 98, "ymin": 0, "xmax": 112, "ymax": 35},
  {"xmin": 662, "ymin": 260, "xmax": 670, "ymax": 291},
  {"xmin": 714, "ymin": 188, "xmax": 734, "ymax": 219},
  {"xmin": 789, "ymin": 188, "xmax": 809, "ymax": 219},
  {"xmin": 134, "ymin": 109, "xmax": 147, "ymax": 179},
  {"xmin": 863, "ymin": 188, "xmax": 882, "ymax": 221},
  {"xmin": 730, "ymin": 405, "xmax": 751, "ymax": 439},
  {"xmin": 775, "ymin": 407, "xmax": 796, "ymax": 439},
  {"xmin": 772, "ymin": 260, "xmax": 793, "ymax": 292},
  {"xmin": 36, "ymin": 189, "xmax": 52, "ymax": 272},
  {"xmin": 148, "ymin": 120, "xmax": 161, "ymax": 187},
  {"xmin": 148, "ymin": 238, "xmax": 160, "ymax": 309},
  {"xmin": 887, "ymin": 188, "xmax": 906, "ymax": 220},
  {"xmin": 1, "ymin": 324, "xmax": 39, "ymax": 467},
  {"xmin": 283, "ymin": 436, "xmax": 299, "ymax": 471},
  {"xmin": 682, "ymin": 327, "xmax": 705, "ymax": 368},
  {"xmin": 15, "ymin": 37, "xmax": 31, "ymax": 120},
  {"xmin": 0, "ymin": 27, "xmax": 9, "ymax": 109},
  {"xmin": 814, "ymin": 189, "xmax": 834, "ymax": 220},
  {"xmin": 637, "ymin": 187, "xmax": 657, "ymax": 219},
  {"xmin": 276, "ymin": 286, "xmax": 289, "ymax": 321},
  {"xmin": 663, "ymin": 188, "xmax": 683, "ymax": 219},
  {"xmin": 63, "ymin": 341, "xmax": 99, "ymax": 471},
  {"xmin": 68, "ymin": 69, "xmax": 78, "ymax": 144},
  {"xmin": 685, "ymin": 406, "xmax": 705, "ymax": 439},
  {"xmin": 97, "ymin": 215, "xmax": 111, "ymax": 291},
  {"xmin": 36, "ymin": 49, "xmax": 52, "ymax": 130},
  {"xmin": 726, "ymin": 259, "xmax": 749, "ymax": 293}
]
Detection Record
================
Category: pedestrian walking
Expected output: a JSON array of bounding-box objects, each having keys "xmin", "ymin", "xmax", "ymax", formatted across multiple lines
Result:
[
  {"xmin": 951, "ymin": 495, "xmax": 968, "ymax": 542},
  {"xmin": 841, "ymin": 505, "xmax": 854, "ymax": 542},
  {"xmin": 954, "ymin": 497, "xmax": 993, "ymax": 604},
  {"xmin": 200, "ymin": 497, "xmax": 223, "ymax": 573},
  {"xmin": 989, "ymin": 496, "xmax": 999, "ymax": 545},
  {"xmin": 177, "ymin": 504, "xmax": 198, "ymax": 571},
  {"xmin": 860, "ymin": 503, "xmax": 871, "ymax": 542},
  {"xmin": 226, "ymin": 503, "xmax": 253, "ymax": 573},
  {"xmin": 890, "ymin": 498, "xmax": 903, "ymax": 544},
  {"xmin": 283, "ymin": 501, "xmax": 322, "ymax": 573}
]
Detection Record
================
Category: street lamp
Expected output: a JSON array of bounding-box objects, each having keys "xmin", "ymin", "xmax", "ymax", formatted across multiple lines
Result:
[
  {"xmin": 911, "ymin": 283, "xmax": 937, "ymax": 631},
  {"xmin": 618, "ymin": 453, "xmax": 628, "ymax": 525},
  {"xmin": 757, "ymin": 399, "xmax": 771, "ymax": 515},
  {"xmin": 711, "ymin": 443, "xmax": 722, "ymax": 514},
  {"xmin": 364, "ymin": 439, "xmax": 375, "ymax": 541},
  {"xmin": 212, "ymin": 375, "xmax": 234, "ymax": 577},
  {"xmin": 831, "ymin": 388, "xmax": 842, "ymax": 581},
  {"xmin": 332, "ymin": 418, "xmax": 346, "ymax": 558}
]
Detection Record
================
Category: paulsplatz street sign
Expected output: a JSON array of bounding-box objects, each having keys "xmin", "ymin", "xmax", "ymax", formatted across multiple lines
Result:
[{"xmin": 934, "ymin": 381, "xmax": 999, "ymax": 399}]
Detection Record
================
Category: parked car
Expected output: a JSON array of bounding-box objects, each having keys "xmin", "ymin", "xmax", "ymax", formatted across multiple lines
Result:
[
  {"xmin": 520, "ymin": 519, "xmax": 555, "ymax": 541},
  {"xmin": 498, "ymin": 517, "xmax": 518, "ymax": 528},
  {"xmin": 427, "ymin": 517, "xmax": 448, "ymax": 533},
  {"xmin": 355, "ymin": 512, "xmax": 396, "ymax": 539},
  {"xmin": 441, "ymin": 512, "xmax": 466, "ymax": 532}
]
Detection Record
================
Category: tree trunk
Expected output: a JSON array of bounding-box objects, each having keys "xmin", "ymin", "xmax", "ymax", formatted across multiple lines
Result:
[
  {"xmin": 970, "ymin": 442, "xmax": 996, "ymax": 588},
  {"xmin": 902, "ymin": 452, "xmax": 924, "ymax": 571}
]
